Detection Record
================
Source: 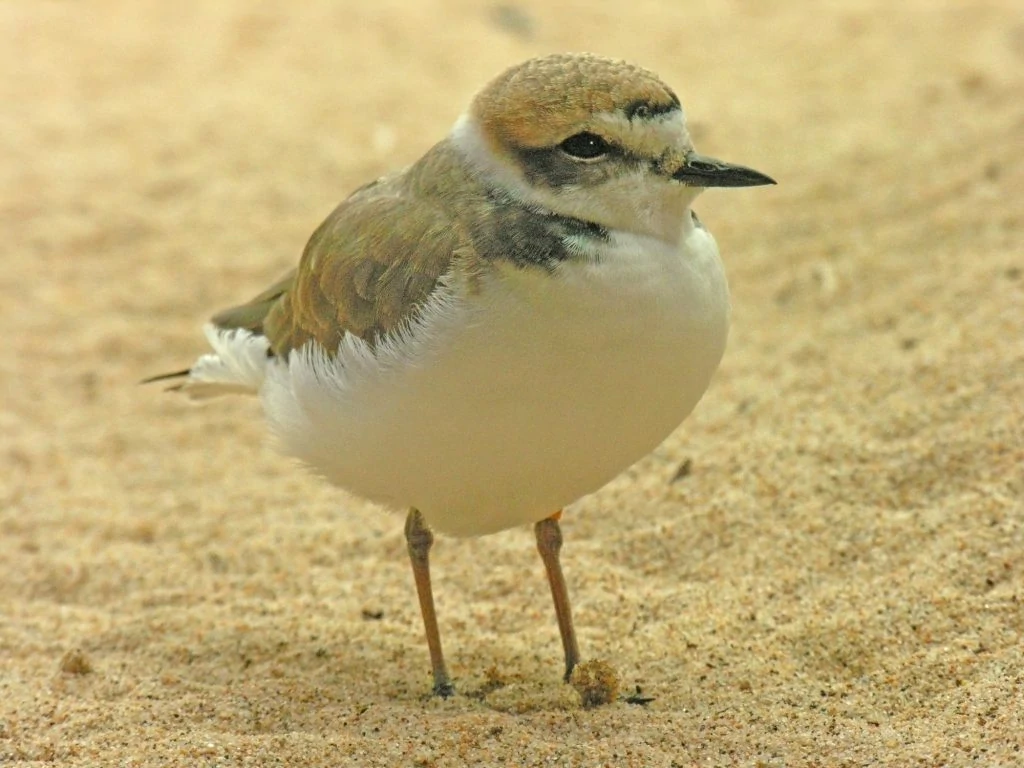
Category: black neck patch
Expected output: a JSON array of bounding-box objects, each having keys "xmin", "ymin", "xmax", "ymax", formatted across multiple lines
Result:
[{"xmin": 471, "ymin": 189, "xmax": 609, "ymax": 270}]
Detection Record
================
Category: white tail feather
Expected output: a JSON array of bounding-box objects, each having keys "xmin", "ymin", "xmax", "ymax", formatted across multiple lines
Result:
[{"xmin": 180, "ymin": 324, "xmax": 271, "ymax": 400}]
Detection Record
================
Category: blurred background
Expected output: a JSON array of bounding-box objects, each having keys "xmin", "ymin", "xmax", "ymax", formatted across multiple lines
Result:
[{"xmin": 3, "ymin": 2, "xmax": 1022, "ymax": 765}]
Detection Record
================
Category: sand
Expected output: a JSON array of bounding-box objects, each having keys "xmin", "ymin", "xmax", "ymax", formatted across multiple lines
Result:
[{"xmin": 2, "ymin": 1, "xmax": 1022, "ymax": 765}]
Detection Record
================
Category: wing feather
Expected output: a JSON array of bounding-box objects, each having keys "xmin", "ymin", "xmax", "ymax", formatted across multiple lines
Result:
[
  {"xmin": 214, "ymin": 142, "xmax": 482, "ymax": 358},
  {"xmin": 149, "ymin": 140, "xmax": 490, "ymax": 395}
]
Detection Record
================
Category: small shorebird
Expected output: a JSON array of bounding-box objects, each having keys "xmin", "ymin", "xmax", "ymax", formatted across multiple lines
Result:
[{"xmin": 150, "ymin": 53, "xmax": 774, "ymax": 696}]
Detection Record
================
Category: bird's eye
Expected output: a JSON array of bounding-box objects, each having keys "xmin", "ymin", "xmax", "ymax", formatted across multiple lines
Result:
[{"xmin": 559, "ymin": 132, "xmax": 611, "ymax": 160}]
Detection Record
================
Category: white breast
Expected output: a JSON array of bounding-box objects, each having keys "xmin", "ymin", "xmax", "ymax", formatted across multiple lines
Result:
[{"xmin": 261, "ymin": 222, "xmax": 729, "ymax": 536}]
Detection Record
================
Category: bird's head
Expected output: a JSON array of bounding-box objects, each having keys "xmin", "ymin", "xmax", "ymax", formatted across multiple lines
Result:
[{"xmin": 452, "ymin": 53, "xmax": 775, "ymax": 244}]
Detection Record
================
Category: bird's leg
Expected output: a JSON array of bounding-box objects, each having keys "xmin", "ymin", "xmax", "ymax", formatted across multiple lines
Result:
[
  {"xmin": 404, "ymin": 508, "xmax": 453, "ymax": 697},
  {"xmin": 535, "ymin": 511, "xmax": 581, "ymax": 682}
]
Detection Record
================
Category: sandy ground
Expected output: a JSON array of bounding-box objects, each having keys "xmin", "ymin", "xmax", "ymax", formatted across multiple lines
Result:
[{"xmin": 3, "ymin": 1, "xmax": 1023, "ymax": 765}]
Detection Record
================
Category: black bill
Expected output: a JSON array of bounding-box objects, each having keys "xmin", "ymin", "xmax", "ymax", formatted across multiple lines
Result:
[{"xmin": 672, "ymin": 152, "xmax": 776, "ymax": 187}]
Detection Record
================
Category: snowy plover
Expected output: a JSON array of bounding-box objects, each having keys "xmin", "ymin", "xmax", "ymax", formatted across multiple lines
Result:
[{"xmin": 150, "ymin": 53, "xmax": 774, "ymax": 696}]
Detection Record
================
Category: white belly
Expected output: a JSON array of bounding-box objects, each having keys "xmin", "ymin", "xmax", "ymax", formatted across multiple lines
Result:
[{"xmin": 261, "ymin": 225, "xmax": 729, "ymax": 536}]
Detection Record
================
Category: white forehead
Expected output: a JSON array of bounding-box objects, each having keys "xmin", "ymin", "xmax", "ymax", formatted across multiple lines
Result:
[{"xmin": 591, "ymin": 108, "xmax": 692, "ymax": 158}]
